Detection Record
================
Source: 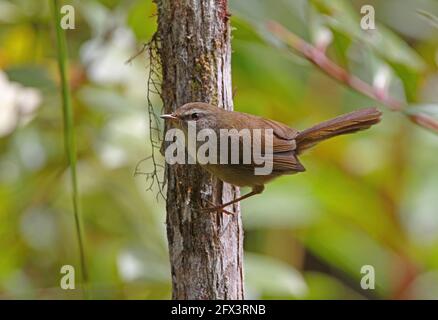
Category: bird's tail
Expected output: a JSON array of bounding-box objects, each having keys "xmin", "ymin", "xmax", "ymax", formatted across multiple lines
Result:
[{"xmin": 295, "ymin": 108, "xmax": 382, "ymax": 154}]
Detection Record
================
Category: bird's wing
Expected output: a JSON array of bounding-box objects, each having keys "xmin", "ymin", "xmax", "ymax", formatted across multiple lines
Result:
[
  {"xmin": 224, "ymin": 112, "xmax": 299, "ymax": 153},
  {"xmin": 216, "ymin": 112, "xmax": 303, "ymax": 173},
  {"xmin": 260, "ymin": 117, "xmax": 299, "ymax": 153},
  {"xmin": 237, "ymin": 151, "xmax": 305, "ymax": 174}
]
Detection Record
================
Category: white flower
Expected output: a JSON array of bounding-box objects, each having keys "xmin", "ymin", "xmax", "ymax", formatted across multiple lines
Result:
[
  {"xmin": 0, "ymin": 71, "xmax": 42, "ymax": 137},
  {"xmin": 373, "ymin": 65, "xmax": 391, "ymax": 92},
  {"xmin": 80, "ymin": 27, "xmax": 141, "ymax": 85}
]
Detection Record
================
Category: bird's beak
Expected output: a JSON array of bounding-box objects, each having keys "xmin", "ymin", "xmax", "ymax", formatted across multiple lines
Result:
[{"xmin": 160, "ymin": 113, "xmax": 178, "ymax": 120}]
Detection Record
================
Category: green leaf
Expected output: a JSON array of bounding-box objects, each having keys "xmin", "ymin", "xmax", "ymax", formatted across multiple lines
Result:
[
  {"xmin": 5, "ymin": 65, "xmax": 55, "ymax": 91},
  {"xmin": 242, "ymin": 180, "xmax": 320, "ymax": 229},
  {"xmin": 312, "ymin": 0, "xmax": 426, "ymax": 71},
  {"xmin": 304, "ymin": 272, "xmax": 365, "ymax": 299},
  {"xmin": 244, "ymin": 252, "xmax": 307, "ymax": 298},
  {"xmin": 301, "ymin": 219, "xmax": 396, "ymax": 297},
  {"xmin": 417, "ymin": 9, "xmax": 438, "ymax": 29},
  {"xmin": 77, "ymin": 86, "xmax": 145, "ymax": 113},
  {"xmin": 406, "ymin": 272, "xmax": 438, "ymax": 299},
  {"xmin": 405, "ymin": 104, "xmax": 438, "ymax": 117},
  {"xmin": 127, "ymin": 0, "xmax": 157, "ymax": 41},
  {"xmin": 230, "ymin": 0, "xmax": 309, "ymax": 40}
]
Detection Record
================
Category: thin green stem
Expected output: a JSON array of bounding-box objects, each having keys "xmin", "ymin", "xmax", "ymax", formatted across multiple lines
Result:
[{"xmin": 52, "ymin": 0, "xmax": 89, "ymax": 299}]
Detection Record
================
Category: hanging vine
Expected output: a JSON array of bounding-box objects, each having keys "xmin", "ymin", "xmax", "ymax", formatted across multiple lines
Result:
[{"xmin": 131, "ymin": 33, "xmax": 166, "ymax": 200}]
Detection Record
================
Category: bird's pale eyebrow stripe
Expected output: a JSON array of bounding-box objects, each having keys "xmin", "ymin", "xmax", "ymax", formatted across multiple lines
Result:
[{"xmin": 184, "ymin": 109, "xmax": 205, "ymax": 116}]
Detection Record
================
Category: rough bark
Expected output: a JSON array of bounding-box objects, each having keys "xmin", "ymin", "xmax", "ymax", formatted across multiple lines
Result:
[{"xmin": 154, "ymin": 0, "xmax": 244, "ymax": 299}]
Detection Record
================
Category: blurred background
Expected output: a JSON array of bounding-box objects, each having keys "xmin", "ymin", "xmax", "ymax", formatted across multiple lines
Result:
[{"xmin": 1, "ymin": 0, "xmax": 438, "ymax": 299}]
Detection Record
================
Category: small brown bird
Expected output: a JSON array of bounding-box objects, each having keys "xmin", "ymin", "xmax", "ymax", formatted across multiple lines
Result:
[{"xmin": 161, "ymin": 102, "xmax": 382, "ymax": 213}]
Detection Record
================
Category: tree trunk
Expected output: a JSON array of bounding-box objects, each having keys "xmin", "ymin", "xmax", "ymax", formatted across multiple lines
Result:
[{"xmin": 154, "ymin": 0, "xmax": 244, "ymax": 299}]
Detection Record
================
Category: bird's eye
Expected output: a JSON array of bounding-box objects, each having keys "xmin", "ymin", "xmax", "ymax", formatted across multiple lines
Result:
[{"xmin": 191, "ymin": 113, "xmax": 199, "ymax": 120}]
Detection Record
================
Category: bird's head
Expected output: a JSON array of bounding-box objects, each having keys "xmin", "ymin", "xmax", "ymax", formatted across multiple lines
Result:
[{"xmin": 160, "ymin": 102, "xmax": 223, "ymax": 132}]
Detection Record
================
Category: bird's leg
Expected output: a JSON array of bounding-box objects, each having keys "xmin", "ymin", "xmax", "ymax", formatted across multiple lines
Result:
[
  {"xmin": 201, "ymin": 185, "xmax": 265, "ymax": 214},
  {"xmin": 205, "ymin": 199, "xmax": 235, "ymax": 215}
]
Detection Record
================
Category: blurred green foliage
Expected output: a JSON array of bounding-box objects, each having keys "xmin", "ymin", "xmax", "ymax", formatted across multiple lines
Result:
[{"xmin": 0, "ymin": 0, "xmax": 438, "ymax": 299}]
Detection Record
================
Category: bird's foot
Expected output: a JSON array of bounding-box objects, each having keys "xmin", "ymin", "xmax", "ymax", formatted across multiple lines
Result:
[{"xmin": 201, "ymin": 201, "xmax": 236, "ymax": 215}]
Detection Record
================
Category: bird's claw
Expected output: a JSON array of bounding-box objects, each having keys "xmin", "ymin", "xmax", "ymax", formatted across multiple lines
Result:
[{"xmin": 201, "ymin": 201, "xmax": 236, "ymax": 215}]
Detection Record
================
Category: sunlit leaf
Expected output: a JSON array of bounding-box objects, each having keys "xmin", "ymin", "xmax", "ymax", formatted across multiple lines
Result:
[
  {"xmin": 304, "ymin": 271, "xmax": 365, "ymax": 299},
  {"xmin": 127, "ymin": 0, "xmax": 157, "ymax": 41},
  {"xmin": 245, "ymin": 252, "xmax": 307, "ymax": 298}
]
